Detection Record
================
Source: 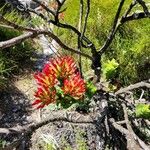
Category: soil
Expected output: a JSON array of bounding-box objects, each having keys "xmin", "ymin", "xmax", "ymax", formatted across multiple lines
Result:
[{"xmin": 0, "ymin": 52, "xmax": 51, "ymax": 149}]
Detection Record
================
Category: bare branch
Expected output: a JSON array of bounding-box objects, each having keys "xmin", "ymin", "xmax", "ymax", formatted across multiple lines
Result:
[
  {"xmin": 0, "ymin": 30, "xmax": 92, "ymax": 59},
  {"xmin": 121, "ymin": 12, "xmax": 150, "ymax": 23},
  {"xmin": 0, "ymin": 32, "xmax": 36, "ymax": 49},
  {"xmin": 115, "ymin": 80, "xmax": 150, "ymax": 95},
  {"xmin": 122, "ymin": 103, "xmax": 140, "ymax": 150},
  {"xmin": 98, "ymin": 0, "xmax": 125, "ymax": 55},
  {"xmin": 32, "ymin": 0, "xmax": 55, "ymax": 16},
  {"xmin": 136, "ymin": 0, "xmax": 149, "ymax": 16},
  {"xmin": 98, "ymin": 0, "xmax": 150, "ymax": 56},
  {"xmin": 27, "ymin": 2, "xmax": 97, "ymax": 53},
  {"xmin": 78, "ymin": 0, "xmax": 84, "ymax": 74},
  {"xmin": 0, "ymin": 14, "xmax": 35, "ymax": 32},
  {"xmin": 124, "ymin": 0, "xmax": 138, "ymax": 18},
  {"xmin": 81, "ymin": 0, "xmax": 90, "ymax": 39}
]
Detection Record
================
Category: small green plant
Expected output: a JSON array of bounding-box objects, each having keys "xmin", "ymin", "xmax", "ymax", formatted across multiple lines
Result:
[
  {"xmin": 75, "ymin": 130, "xmax": 88, "ymax": 150},
  {"xmin": 0, "ymin": 139, "xmax": 6, "ymax": 148},
  {"xmin": 41, "ymin": 130, "xmax": 88, "ymax": 150},
  {"xmin": 102, "ymin": 58, "xmax": 119, "ymax": 81},
  {"xmin": 135, "ymin": 104, "xmax": 150, "ymax": 119},
  {"xmin": 0, "ymin": 5, "xmax": 35, "ymax": 89}
]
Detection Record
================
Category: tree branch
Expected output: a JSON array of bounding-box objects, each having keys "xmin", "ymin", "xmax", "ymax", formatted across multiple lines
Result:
[
  {"xmin": 115, "ymin": 80, "xmax": 150, "ymax": 95},
  {"xmin": 0, "ymin": 15, "xmax": 92, "ymax": 59},
  {"xmin": 98, "ymin": 0, "xmax": 125, "ymax": 55},
  {"xmin": 136, "ymin": 0, "xmax": 149, "ymax": 16},
  {"xmin": 122, "ymin": 103, "xmax": 141, "ymax": 150},
  {"xmin": 121, "ymin": 12, "xmax": 150, "ymax": 24},
  {"xmin": 32, "ymin": 0, "xmax": 56, "ymax": 16},
  {"xmin": 110, "ymin": 118, "xmax": 150, "ymax": 150},
  {"xmin": 0, "ymin": 30, "xmax": 92, "ymax": 59},
  {"xmin": 78, "ymin": 0, "xmax": 84, "ymax": 75},
  {"xmin": 81, "ymin": 0, "xmax": 90, "ymax": 39},
  {"xmin": 28, "ymin": 1, "xmax": 97, "ymax": 53},
  {"xmin": 0, "ymin": 32, "xmax": 36, "ymax": 49}
]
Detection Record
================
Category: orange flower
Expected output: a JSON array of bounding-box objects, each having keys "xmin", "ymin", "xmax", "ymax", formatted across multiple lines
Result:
[
  {"xmin": 33, "ymin": 56, "xmax": 85, "ymax": 109},
  {"xmin": 62, "ymin": 73, "xmax": 86, "ymax": 99},
  {"xmin": 32, "ymin": 87, "xmax": 56, "ymax": 109},
  {"xmin": 43, "ymin": 56, "xmax": 77, "ymax": 79},
  {"xmin": 58, "ymin": 12, "xmax": 65, "ymax": 20},
  {"xmin": 34, "ymin": 72, "xmax": 57, "ymax": 88}
]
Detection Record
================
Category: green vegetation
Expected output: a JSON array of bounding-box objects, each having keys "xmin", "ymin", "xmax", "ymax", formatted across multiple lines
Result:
[
  {"xmin": 0, "ymin": 8, "xmax": 35, "ymax": 90},
  {"xmin": 39, "ymin": 130, "xmax": 88, "ymax": 150},
  {"xmin": 0, "ymin": 27, "xmax": 35, "ymax": 89},
  {"xmin": 56, "ymin": 0, "xmax": 150, "ymax": 85},
  {"xmin": 136, "ymin": 103, "xmax": 150, "ymax": 119},
  {"xmin": 0, "ymin": 139, "xmax": 6, "ymax": 148}
]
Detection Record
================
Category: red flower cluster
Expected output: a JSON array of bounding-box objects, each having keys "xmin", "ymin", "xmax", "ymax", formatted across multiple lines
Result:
[
  {"xmin": 32, "ymin": 56, "xmax": 85, "ymax": 109},
  {"xmin": 43, "ymin": 56, "xmax": 77, "ymax": 79},
  {"xmin": 62, "ymin": 73, "xmax": 85, "ymax": 99}
]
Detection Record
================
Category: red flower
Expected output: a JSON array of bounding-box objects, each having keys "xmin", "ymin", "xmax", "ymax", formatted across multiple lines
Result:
[
  {"xmin": 33, "ymin": 55, "xmax": 86, "ymax": 109},
  {"xmin": 43, "ymin": 56, "xmax": 77, "ymax": 79},
  {"xmin": 34, "ymin": 72, "xmax": 57, "ymax": 88},
  {"xmin": 62, "ymin": 73, "xmax": 86, "ymax": 99},
  {"xmin": 32, "ymin": 87, "xmax": 56, "ymax": 109}
]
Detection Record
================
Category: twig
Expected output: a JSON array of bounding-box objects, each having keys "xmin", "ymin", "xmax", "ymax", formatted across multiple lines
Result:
[
  {"xmin": 78, "ymin": 0, "xmax": 84, "ymax": 75},
  {"xmin": 81, "ymin": 0, "xmax": 90, "ymax": 39},
  {"xmin": 0, "ymin": 14, "xmax": 36, "ymax": 32},
  {"xmin": 98, "ymin": 0, "xmax": 150, "ymax": 55},
  {"xmin": 139, "ymin": 89, "xmax": 145, "ymax": 100},
  {"xmin": 123, "ymin": 0, "xmax": 137, "ymax": 18},
  {"xmin": 136, "ymin": 0, "xmax": 149, "ymax": 16},
  {"xmin": 0, "ymin": 32, "xmax": 36, "ymax": 49},
  {"xmin": 98, "ymin": 0, "xmax": 125, "ymax": 55},
  {"xmin": 116, "ymin": 120, "xmax": 126, "ymax": 125},
  {"xmin": 27, "ymin": 3, "xmax": 97, "ymax": 53},
  {"xmin": 32, "ymin": 0, "xmax": 55, "ymax": 16},
  {"xmin": 122, "ymin": 103, "xmax": 140, "ymax": 150},
  {"xmin": 121, "ymin": 12, "xmax": 150, "ymax": 23}
]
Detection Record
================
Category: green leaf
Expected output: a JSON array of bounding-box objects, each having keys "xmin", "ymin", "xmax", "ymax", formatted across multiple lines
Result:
[
  {"xmin": 47, "ymin": 103, "xmax": 61, "ymax": 111},
  {"xmin": 102, "ymin": 58, "xmax": 119, "ymax": 80},
  {"xmin": 135, "ymin": 104, "xmax": 150, "ymax": 119},
  {"xmin": 85, "ymin": 81, "xmax": 97, "ymax": 99},
  {"xmin": 55, "ymin": 85, "xmax": 64, "ymax": 96}
]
